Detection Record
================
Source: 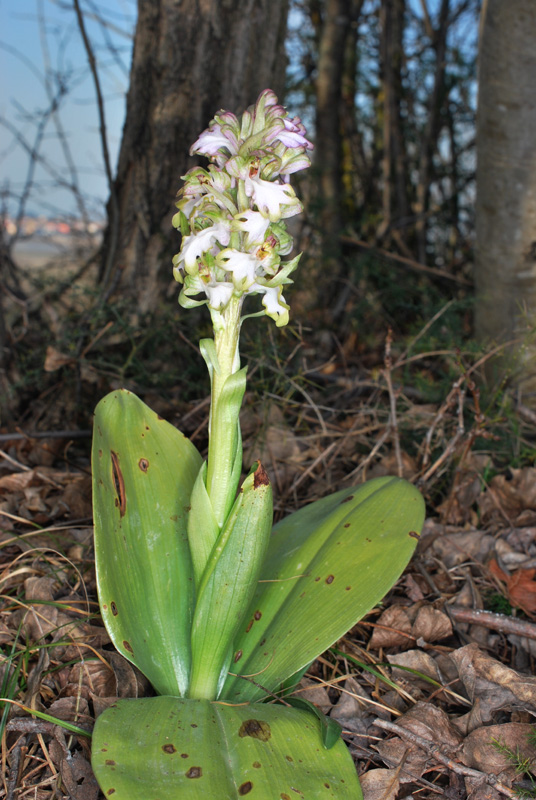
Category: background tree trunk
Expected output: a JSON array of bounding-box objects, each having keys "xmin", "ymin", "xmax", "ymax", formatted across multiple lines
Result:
[
  {"xmin": 314, "ymin": 0, "xmax": 353, "ymax": 294},
  {"xmin": 101, "ymin": 0, "xmax": 289, "ymax": 313},
  {"xmin": 414, "ymin": 0, "xmax": 449, "ymax": 264},
  {"xmin": 377, "ymin": 0, "xmax": 408, "ymax": 248},
  {"xmin": 475, "ymin": 0, "xmax": 536, "ymax": 400}
]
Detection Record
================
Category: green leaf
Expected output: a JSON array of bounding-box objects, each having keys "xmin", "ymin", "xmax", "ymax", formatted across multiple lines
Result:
[
  {"xmin": 92, "ymin": 390, "xmax": 202, "ymax": 696},
  {"xmin": 187, "ymin": 461, "xmax": 220, "ymax": 587},
  {"xmin": 188, "ymin": 463, "xmax": 273, "ymax": 699},
  {"xmin": 221, "ymin": 477, "xmax": 425, "ymax": 702},
  {"xmin": 92, "ymin": 696, "xmax": 362, "ymax": 799},
  {"xmin": 284, "ymin": 696, "xmax": 342, "ymax": 749}
]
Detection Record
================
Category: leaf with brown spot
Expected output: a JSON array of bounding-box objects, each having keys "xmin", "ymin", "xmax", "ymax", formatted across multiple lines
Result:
[
  {"xmin": 220, "ymin": 477, "xmax": 424, "ymax": 703},
  {"xmin": 92, "ymin": 696, "xmax": 362, "ymax": 799},
  {"xmin": 92, "ymin": 390, "xmax": 202, "ymax": 697}
]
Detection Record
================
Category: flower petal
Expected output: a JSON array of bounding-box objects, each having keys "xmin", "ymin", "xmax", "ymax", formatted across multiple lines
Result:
[
  {"xmin": 244, "ymin": 175, "xmax": 301, "ymax": 221},
  {"xmin": 180, "ymin": 222, "xmax": 231, "ymax": 269},
  {"xmin": 217, "ymin": 249, "xmax": 259, "ymax": 290},
  {"xmin": 232, "ymin": 210, "xmax": 271, "ymax": 246},
  {"xmin": 249, "ymin": 283, "xmax": 290, "ymax": 327},
  {"xmin": 205, "ymin": 281, "xmax": 235, "ymax": 310}
]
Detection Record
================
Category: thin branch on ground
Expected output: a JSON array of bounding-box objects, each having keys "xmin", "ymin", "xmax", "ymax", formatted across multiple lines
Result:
[{"xmin": 372, "ymin": 718, "xmax": 519, "ymax": 799}]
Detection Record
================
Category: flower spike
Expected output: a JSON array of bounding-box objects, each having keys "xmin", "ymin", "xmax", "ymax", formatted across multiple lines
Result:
[{"xmin": 172, "ymin": 89, "xmax": 312, "ymax": 327}]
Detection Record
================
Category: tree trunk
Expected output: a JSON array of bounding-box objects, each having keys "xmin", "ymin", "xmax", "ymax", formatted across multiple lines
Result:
[
  {"xmin": 378, "ymin": 0, "xmax": 408, "ymax": 247},
  {"xmin": 340, "ymin": 0, "xmax": 367, "ymax": 215},
  {"xmin": 414, "ymin": 0, "xmax": 449, "ymax": 264},
  {"xmin": 475, "ymin": 0, "xmax": 536, "ymax": 400},
  {"xmin": 314, "ymin": 0, "xmax": 352, "ymax": 280},
  {"xmin": 101, "ymin": 0, "xmax": 289, "ymax": 313}
]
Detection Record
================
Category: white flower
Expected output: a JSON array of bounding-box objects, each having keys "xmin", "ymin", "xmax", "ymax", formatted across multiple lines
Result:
[
  {"xmin": 190, "ymin": 115, "xmax": 239, "ymax": 163},
  {"xmin": 231, "ymin": 210, "xmax": 271, "ymax": 247},
  {"xmin": 180, "ymin": 222, "xmax": 231, "ymax": 270},
  {"xmin": 250, "ymin": 283, "xmax": 290, "ymax": 327},
  {"xmin": 244, "ymin": 174, "xmax": 301, "ymax": 221},
  {"xmin": 204, "ymin": 281, "xmax": 235, "ymax": 311},
  {"xmin": 217, "ymin": 249, "xmax": 259, "ymax": 290}
]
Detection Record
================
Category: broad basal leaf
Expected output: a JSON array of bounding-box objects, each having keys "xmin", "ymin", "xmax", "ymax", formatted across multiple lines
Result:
[
  {"xmin": 92, "ymin": 696, "xmax": 362, "ymax": 799},
  {"xmin": 221, "ymin": 476, "xmax": 425, "ymax": 702},
  {"xmin": 92, "ymin": 390, "xmax": 202, "ymax": 696}
]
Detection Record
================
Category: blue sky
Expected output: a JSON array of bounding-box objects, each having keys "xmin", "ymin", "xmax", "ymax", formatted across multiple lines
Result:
[{"xmin": 0, "ymin": 0, "xmax": 135, "ymax": 219}]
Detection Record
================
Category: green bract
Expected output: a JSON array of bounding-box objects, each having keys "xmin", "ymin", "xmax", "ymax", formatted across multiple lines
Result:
[{"xmin": 90, "ymin": 90, "xmax": 426, "ymax": 799}]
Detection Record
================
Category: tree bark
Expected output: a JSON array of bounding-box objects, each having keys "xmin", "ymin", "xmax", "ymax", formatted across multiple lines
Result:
[
  {"xmin": 475, "ymin": 0, "xmax": 536, "ymax": 400},
  {"xmin": 414, "ymin": 0, "xmax": 449, "ymax": 264},
  {"xmin": 101, "ymin": 0, "xmax": 289, "ymax": 313},
  {"xmin": 340, "ymin": 0, "xmax": 367, "ymax": 215},
  {"xmin": 378, "ymin": 0, "xmax": 408, "ymax": 247},
  {"xmin": 314, "ymin": 0, "xmax": 352, "ymax": 277}
]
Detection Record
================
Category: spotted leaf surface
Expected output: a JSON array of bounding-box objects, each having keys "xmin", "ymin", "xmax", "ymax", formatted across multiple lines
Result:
[
  {"xmin": 92, "ymin": 390, "xmax": 202, "ymax": 696},
  {"xmin": 92, "ymin": 696, "xmax": 362, "ymax": 799},
  {"xmin": 221, "ymin": 476, "xmax": 425, "ymax": 702}
]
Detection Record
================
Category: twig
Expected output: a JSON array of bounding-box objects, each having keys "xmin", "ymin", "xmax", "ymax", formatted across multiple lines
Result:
[
  {"xmin": 287, "ymin": 439, "xmax": 339, "ymax": 494},
  {"xmin": 37, "ymin": 0, "xmax": 90, "ymax": 229},
  {"xmin": 345, "ymin": 427, "xmax": 391, "ymax": 482},
  {"xmin": 372, "ymin": 718, "xmax": 519, "ymax": 798},
  {"xmin": 340, "ymin": 235, "xmax": 472, "ymax": 285},
  {"xmin": 448, "ymin": 606, "xmax": 536, "ymax": 641},
  {"xmin": 72, "ymin": 0, "xmax": 119, "ymax": 291},
  {"xmin": 394, "ymin": 300, "xmax": 456, "ymax": 369},
  {"xmin": 0, "ymin": 430, "xmax": 91, "ymax": 443},
  {"xmin": 383, "ymin": 328, "xmax": 403, "ymax": 477},
  {"xmin": 418, "ymin": 379, "xmax": 465, "ymax": 484}
]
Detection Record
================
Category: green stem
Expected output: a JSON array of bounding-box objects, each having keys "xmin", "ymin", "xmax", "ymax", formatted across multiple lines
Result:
[{"xmin": 205, "ymin": 295, "xmax": 244, "ymax": 529}]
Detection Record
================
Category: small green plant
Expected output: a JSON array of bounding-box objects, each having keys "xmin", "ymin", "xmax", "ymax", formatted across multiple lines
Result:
[
  {"xmin": 492, "ymin": 735, "xmax": 536, "ymax": 798},
  {"xmin": 90, "ymin": 90, "xmax": 425, "ymax": 799}
]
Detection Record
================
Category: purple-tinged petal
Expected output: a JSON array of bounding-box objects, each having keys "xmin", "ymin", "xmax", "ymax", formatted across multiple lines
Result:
[{"xmin": 244, "ymin": 175, "xmax": 300, "ymax": 221}]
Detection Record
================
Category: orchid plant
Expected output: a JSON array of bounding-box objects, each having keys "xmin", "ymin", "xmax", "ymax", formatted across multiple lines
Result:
[{"xmin": 91, "ymin": 90, "xmax": 425, "ymax": 799}]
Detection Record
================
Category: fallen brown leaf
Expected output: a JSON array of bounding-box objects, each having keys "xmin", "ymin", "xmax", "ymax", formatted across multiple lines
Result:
[
  {"xmin": 450, "ymin": 643, "xmax": 536, "ymax": 732},
  {"xmin": 370, "ymin": 606, "xmax": 413, "ymax": 649},
  {"xmin": 479, "ymin": 467, "xmax": 536, "ymax": 526},
  {"xmin": 297, "ymin": 677, "xmax": 332, "ymax": 713},
  {"xmin": 411, "ymin": 605, "xmax": 453, "ymax": 642},
  {"xmin": 490, "ymin": 558, "xmax": 536, "ymax": 616},
  {"xmin": 461, "ymin": 722, "xmax": 536, "ymax": 777},
  {"xmin": 387, "ymin": 649, "xmax": 443, "ymax": 689},
  {"xmin": 360, "ymin": 768, "xmax": 400, "ymax": 800},
  {"xmin": 376, "ymin": 702, "xmax": 462, "ymax": 785},
  {"xmin": 44, "ymin": 346, "xmax": 76, "ymax": 372}
]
